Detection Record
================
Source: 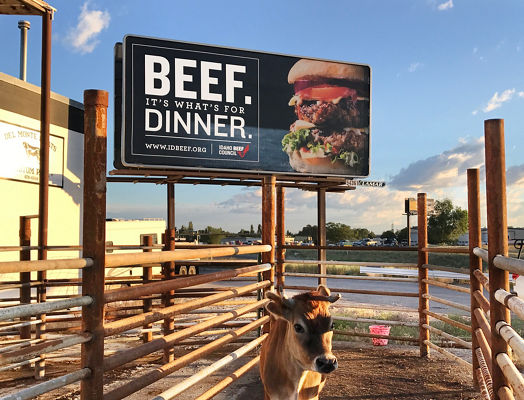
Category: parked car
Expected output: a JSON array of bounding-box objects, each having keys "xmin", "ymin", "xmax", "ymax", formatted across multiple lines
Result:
[
  {"xmin": 361, "ymin": 238, "xmax": 377, "ymax": 246},
  {"xmin": 383, "ymin": 238, "xmax": 398, "ymax": 247}
]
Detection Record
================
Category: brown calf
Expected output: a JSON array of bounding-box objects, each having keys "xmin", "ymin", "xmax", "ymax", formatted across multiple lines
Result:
[{"xmin": 260, "ymin": 285, "xmax": 340, "ymax": 400}]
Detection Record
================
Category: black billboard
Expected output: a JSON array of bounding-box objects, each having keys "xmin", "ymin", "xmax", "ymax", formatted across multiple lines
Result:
[{"xmin": 116, "ymin": 35, "xmax": 371, "ymax": 177}]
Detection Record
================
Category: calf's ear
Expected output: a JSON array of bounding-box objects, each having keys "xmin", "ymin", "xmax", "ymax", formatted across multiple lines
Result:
[
  {"xmin": 317, "ymin": 285, "xmax": 331, "ymax": 296},
  {"xmin": 265, "ymin": 291, "xmax": 294, "ymax": 321}
]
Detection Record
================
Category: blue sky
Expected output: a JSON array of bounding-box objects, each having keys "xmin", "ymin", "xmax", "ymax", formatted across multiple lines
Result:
[{"xmin": 1, "ymin": 0, "xmax": 524, "ymax": 234}]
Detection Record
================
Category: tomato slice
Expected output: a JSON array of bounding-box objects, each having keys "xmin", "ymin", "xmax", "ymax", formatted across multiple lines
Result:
[{"xmin": 296, "ymin": 85, "xmax": 356, "ymax": 102}]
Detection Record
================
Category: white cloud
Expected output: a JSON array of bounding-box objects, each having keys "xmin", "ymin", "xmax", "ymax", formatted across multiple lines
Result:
[
  {"xmin": 507, "ymin": 164, "xmax": 524, "ymax": 186},
  {"xmin": 483, "ymin": 89, "xmax": 516, "ymax": 112},
  {"xmin": 408, "ymin": 62, "xmax": 423, "ymax": 73},
  {"xmin": 519, "ymin": 92, "xmax": 524, "ymax": 98},
  {"xmin": 437, "ymin": 0, "xmax": 453, "ymax": 11},
  {"xmin": 389, "ymin": 137, "xmax": 485, "ymax": 191},
  {"xmin": 66, "ymin": 2, "xmax": 110, "ymax": 54}
]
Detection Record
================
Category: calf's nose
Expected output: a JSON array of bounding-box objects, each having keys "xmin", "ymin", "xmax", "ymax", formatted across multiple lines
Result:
[{"xmin": 315, "ymin": 355, "xmax": 338, "ymax": 373}]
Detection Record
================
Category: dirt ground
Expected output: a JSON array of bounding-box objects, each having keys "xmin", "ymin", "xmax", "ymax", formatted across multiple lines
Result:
[{"xmin": 0, "ymin": 340, "xmax": 480, "ymax": 400}]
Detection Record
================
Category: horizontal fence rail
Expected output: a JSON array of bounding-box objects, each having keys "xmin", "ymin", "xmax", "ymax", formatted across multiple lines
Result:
[
  {"xmin": 494, "ymin": 255, "xmax": 524, "ymax": 276},
  {"xmin": 104, "ymin": 264, "xmax": 270, "ymax": 303},
  {"xmin": 285, "ymin": 259, "xmax": 417, "ymax": 268},
  {"xmin": 0, "ymin": 368, "xmax": 91, "ymax": 400},
  {"xmin": 0, "ymin": 296, "xmax": 93, "ymax": 322},
  {"xmin": 105, "ymin": 245, "xmax": 271, "ymax": 268},
  {"xmin": 0, "ymin": 258, "xmax": 93, "ymax": 273}
]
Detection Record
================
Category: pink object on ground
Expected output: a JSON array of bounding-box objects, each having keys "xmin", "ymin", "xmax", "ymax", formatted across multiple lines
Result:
[{"xmin": 369, "ymin": 325, "xmax": 391, "ymax": 346}]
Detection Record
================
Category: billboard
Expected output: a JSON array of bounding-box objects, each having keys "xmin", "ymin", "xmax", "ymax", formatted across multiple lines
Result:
[{"xmin": 116, "ymin": 35, "xmax": 371, "ymax": 177}]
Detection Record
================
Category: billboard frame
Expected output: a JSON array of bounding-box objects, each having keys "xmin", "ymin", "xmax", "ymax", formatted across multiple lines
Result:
[{"xmin": 114, "ymin": 35, "xmax": 372, "ymax": 180}]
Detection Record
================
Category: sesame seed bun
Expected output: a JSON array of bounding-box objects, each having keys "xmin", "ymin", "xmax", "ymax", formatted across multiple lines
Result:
[{"xmin": 288, "ymin": 59, "xmax": 368, "ymax": 84}]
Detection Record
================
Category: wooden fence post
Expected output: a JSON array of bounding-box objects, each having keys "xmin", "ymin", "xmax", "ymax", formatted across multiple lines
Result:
[
  {"xmin": 468, "ymin": 168, "xmax": 482, "ymax": 387},
  {"xmin": 142, "ymin": 235, "xmax": 153, "ymax": 343},
  {"xmin": 276, "ymin": 185, "xmax": 285, "ymax": 293},
  {"xmin": 317, "ymin": 188, "xmax": 327, "ymax": 286},
  {"xmin": 19, "ymin": 215, "xmax": 33, "ymax": 371},
  {"xmin": 484, "ymin": 119, "xmax": 510, "ymax": 397},
  {"xmin": 417, "ymin": 193, "xmax": 430, "ymax": 357},
  {"xmin": 81, "ymin": 89, "xmax": 108, "ymax": 400}
]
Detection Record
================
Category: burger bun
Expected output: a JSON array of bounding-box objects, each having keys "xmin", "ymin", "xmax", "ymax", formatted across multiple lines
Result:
[
  {"xmin": 287, "ymin": 150, "xmax": 349, "ymax": 175},
  {"xmin": 288, "ymin": 59, "xmax": 369, "ymax": 84}
]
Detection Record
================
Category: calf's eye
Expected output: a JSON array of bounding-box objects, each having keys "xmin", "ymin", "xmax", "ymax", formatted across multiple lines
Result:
[{"xmin": 294, "ymin": 324, "xmax": 304, "ymax": 333}]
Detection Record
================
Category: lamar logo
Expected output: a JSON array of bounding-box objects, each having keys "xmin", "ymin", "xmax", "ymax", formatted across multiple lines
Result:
[{"xmin": 237, "ymin": 145, "xmax": 249, "ymax": 158}]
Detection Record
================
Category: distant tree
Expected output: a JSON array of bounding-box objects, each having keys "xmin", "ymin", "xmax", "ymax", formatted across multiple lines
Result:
[
  {"xmin": 297, "ymin": 224, "xmax": 318, "ymax": 243},
  {"xmin": 250, "ymin": 224, "xmax": 255, "ymax": 235},
  {"xmin": 428, "ymin": 199, "xmax": 468, "ymax": 244},
  {"xmin": 187, "ymin": 221, "xmax": 194, "ymax": 232},
  {"xmin": 381, "ymin": 230, "xmax": 396, "ymax": 240},
  {"xmin": 286, "ymin": 230, "xmax": 294, "ymax": 236},
  {"xmin": 326, "ymin": 222, "xmax": 353, "ymax": 243},
  {"xmin": 258, "ymin": 224, "xmax": 262, "ymax": 235},
  {"xmin": 238, "ymin": 228, "xmax": 250, "ymax": 236},
  {"xmin": 396, "ymin": 227, "xmax": 408, "ymax": 242},
  {"xmin": 201, "ymin": 225, "xmax": 227, "ymax": 244}
]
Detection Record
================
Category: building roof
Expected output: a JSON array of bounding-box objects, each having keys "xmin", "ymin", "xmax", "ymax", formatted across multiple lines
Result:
[{"xmin": 0, "ymin": 0, "xmax": 55, "ymax": 16}]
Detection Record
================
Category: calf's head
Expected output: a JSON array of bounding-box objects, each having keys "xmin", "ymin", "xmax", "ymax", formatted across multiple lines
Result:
[{"xmin": 266, "ymin": 285, "xmax": 340, "ymax": 374}]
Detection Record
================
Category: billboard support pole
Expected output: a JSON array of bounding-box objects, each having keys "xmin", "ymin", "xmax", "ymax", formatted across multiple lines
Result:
[
  {"xmin": 317, "ymin": 188, "xmax": 327, "ymax": 286},
  {"xmin": 262, "ymin": 176, "xmax": 275, "ymax": 332},
  {"xmin": 163, "ymin": 182, "xmax": 176, "ymax": 363},
  {"xmin": 276, "ymin": 186, "xmax": 285, "ymax": 293}
]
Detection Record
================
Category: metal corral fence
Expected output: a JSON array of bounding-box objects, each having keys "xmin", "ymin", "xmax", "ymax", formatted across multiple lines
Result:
[{"xmin": 0, "ymin": 243, "xmax": 272, "ymax": 400}]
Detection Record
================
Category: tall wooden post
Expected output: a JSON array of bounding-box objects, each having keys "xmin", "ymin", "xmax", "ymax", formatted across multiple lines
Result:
[
  {"xmin": 317, "ymin": 188, "xmax": 327, "ymax": 286},
  {"xmin": 468, "ymin": 168, "xmax": 482, "ymax": 387},
  {"xmin": 81, "ymin": 89, "xmax": 108, "ymax": 400},
  {"xmin": 142, "ymin": 235, "xmax": 153, "ymax": 343},
  {"xmin": 276, "ymin": 185, "xmax": 285, "ymax": 293},
  {"xmin": 35, "ymin": 10, "xmax": 53, "ymax": 379},
  {"xmin": 162, "ymin": 182, "xmax": 175, "ymax": 363},
  {"xmin": 417, "ymin": 193, "xmax": 429, "ymax": 357},
  {"xmin": 262, "ymin": 176, "xmax": 275, "ymax": 334},
  {"xmin": 484, "ymin": 119, "xmax": 510, "ymax": 397},
  {"xmin": 262, "ymin": 176, "xmax": 276, "ymax": 287}
]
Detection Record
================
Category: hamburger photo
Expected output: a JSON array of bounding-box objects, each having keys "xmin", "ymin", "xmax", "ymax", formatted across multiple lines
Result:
[{"xmin": 282, "ymin": 59, "xmax": 370, "ymax": 175}]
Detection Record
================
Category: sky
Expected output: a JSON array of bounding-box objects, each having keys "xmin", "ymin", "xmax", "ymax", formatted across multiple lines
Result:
[{"xmin": 1, "ymin": 0, "xmax": 524, "ymax": 235}]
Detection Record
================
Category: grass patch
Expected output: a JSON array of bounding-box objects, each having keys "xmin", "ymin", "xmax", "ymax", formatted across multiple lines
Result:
[{"xmin": 285, "ymin": 263, "xmax": 360, "ymax": 276}]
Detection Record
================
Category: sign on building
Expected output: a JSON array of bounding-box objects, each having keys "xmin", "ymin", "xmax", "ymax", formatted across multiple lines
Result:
[
  {"xmin": 0, "ymin": 121, "xmax": 64, "ymax": 187},
  {"xmin": 115, "ymin": 35, "xmax": 371, "ymax": 178}
]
